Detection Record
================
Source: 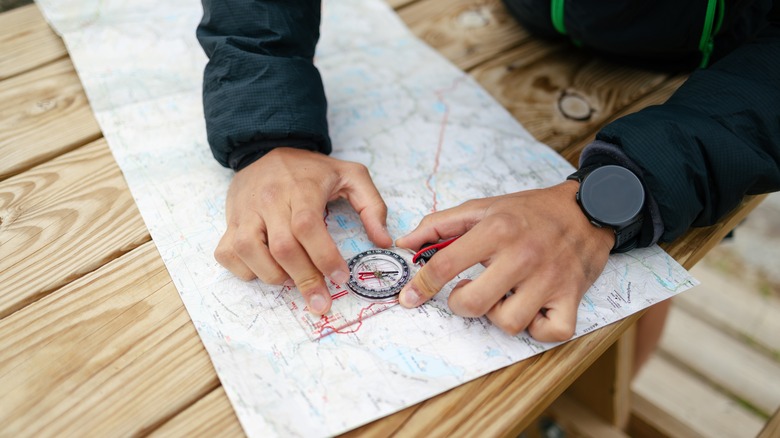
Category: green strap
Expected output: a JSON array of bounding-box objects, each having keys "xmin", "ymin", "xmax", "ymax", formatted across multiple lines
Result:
[
  {"xmin": 551, "ymin": 0, "xmax": 567, "ymax": 35},
  {"xmin": 551, "ymin": 0, "xmax": 582, "ymax": 46},
  {"xmin": 552, "ymin": 0, "xmax": 725, "ymax": 68},
  {"xmin": 698, "ymin": 0, "xmax": 725, "ymax": 68}
]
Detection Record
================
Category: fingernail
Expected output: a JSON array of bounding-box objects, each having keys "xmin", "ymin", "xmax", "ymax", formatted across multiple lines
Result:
[
  {"xmin": 399, "ymin": 284, "xmax": 422, "ymax": 308},
  {"xmin": 330, "ymin": 270, "xmax": 350, "ymax": 285},
  {"xmin": 283, "ymin": 278, "xmax": 295, "ymax": 287},
  {"xmin": 309, "ymin": 293, "xmax": 328, "ymax": 314}
]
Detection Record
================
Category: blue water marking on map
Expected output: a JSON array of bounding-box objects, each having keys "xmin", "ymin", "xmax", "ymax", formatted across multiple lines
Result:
[
  {"xmin": 335, "ymin": 215, "xmax": 358, "ymax": 230},
  {"xmin": 456, "ymin": 140, "xmax": 475, "ymax": 155},
  {"xmin": 375, "ymin": 346, "xmax": 465, "ymax": 380},
  {"xmin": 484, "ymin": 346, "xmax": 503, "ymax": 358},
  {"xmin": 433, "ymin": 101, "xmax": 446, "ymax": 113},
  {"xmin": 371, "ymin": 104, "xmax": 387, "ymax": 118},
  {"xmin": 582, "ymin": 295, "xmax": 596, "ymax": 312}
]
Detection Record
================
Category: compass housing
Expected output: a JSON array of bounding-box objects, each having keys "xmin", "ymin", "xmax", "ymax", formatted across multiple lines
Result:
[{"xmin": 346, "ymin": 249, "xmax": 411, "ymax": 302}]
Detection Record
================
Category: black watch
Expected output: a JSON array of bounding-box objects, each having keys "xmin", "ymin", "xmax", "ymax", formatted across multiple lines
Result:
[{"xmin": 567, "ymin": 164, "xmax": 645, "ymax": 253}]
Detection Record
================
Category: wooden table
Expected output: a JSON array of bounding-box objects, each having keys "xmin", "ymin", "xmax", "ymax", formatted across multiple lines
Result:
[{"xmin": 0, "ymin": 1, "xmax": 765, "ymax": 436}]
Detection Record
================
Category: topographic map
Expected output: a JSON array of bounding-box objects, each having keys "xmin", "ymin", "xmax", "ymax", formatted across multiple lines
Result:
[{"xmin": 36, "ymin": 0, "xmax": 697, "ymax": 435}]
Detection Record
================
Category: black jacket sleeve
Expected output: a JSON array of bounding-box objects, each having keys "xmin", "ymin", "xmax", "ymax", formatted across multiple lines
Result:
[
  {"xmin": 196, "ymin": 0, "xmax": 330, "ymax": 170},
  {"xmin": 586, "ymin": 19, "xmax": 780, "ymax": 243}
]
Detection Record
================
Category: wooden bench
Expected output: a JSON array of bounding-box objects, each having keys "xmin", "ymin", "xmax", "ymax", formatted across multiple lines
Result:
[{"xmin": 0, "ymin": 1, "xmax": 767, "ymax": 436}]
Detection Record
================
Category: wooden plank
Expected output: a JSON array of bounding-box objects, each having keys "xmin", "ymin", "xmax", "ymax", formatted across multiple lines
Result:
[
  {"xmin": 534, "ymin": 394, "xmax": 630, "ymax": 438},
  {"xmin": 151, "ymin": 386, "xmax": 244, "ymax": 438},
  {"xmin": 0, "ymin": 57, "xmax": 102, "ymax": 180},
  {"xmin": 0, "ymin": 138, "xmax": 150, "ymax": 319},
  {"xmin": 0, "ymin": 241, "xmax": 220, "ymax": 436},
  {"xmin": 0, "ymin": 4, "xmax": 67, "ymax": 81},
  {"xmin": 386, "ymin": 0, "xmax": 420, "ymax": 8},
  {"xmin": 676, "ymin": 263, "xmax": 780, "ymax": 355},
  {"xmin": 659, "ymin": 306, "xmax": 780, "ymax": 415},
  {"xmin": 661, "ymin": 195, "xmax": 767, "ymax": 270},
  {"xmin": 630, "ymin": 391, "xmax": 702, "ymax": 438},
  {"xmin": 567, "ymin": 323, "xmax": 636, "ymax": 428},
  {"xmin": 631, "ymin": 355, "xmax": 765, "ymax": 438},
  {"xmin": 758, "ymin": 407, "xmax": 780, "ymax": 438},
  {"xmin": 398, "ymin": 0, "xmax": 530, "ymax": 71},
  {"xmin": 470, "ymin": 44, "xmax": 670, "ymax": 151},
  {"xmin": 559, "ymin": 76, "xmax": 687, "ymax": 166}
]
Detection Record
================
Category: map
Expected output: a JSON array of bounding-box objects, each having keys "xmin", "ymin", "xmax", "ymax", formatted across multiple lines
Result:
[{"xmin": 35, "ymin": 0, "xmax": 698, "ymax": 435}]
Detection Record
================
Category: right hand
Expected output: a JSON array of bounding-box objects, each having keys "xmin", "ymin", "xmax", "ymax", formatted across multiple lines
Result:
[{"xmin": 215, "ymin": 147, "xmax": 392, "ymax": 315}]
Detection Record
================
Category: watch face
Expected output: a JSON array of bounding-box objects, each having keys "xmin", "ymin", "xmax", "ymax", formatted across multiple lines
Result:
[
  {"xmin": 579, "ymin": 165, "xmax": 644, "ymax": 228},
  {"xmin": 346, "ymin": 249, "xmax": 410, "ymax": 302}
]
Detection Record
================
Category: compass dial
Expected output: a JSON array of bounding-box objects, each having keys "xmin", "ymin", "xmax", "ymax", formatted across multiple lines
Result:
[{"xmin": 346, "ymin": 249, "xmax": 411, "ymax": 301}]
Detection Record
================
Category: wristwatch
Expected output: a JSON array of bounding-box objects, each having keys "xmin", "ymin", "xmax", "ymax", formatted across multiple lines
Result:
[{"xmin": 567, "ymin": 164, "xmax": 645, "ymax": 253}]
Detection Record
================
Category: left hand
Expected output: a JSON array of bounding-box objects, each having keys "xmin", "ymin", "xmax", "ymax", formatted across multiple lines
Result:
[{"xmin": 395, "ymin": 181, "xmax": 614, "ymax": 342}]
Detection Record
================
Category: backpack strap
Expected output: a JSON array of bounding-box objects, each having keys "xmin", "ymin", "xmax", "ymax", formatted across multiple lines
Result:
[{"xmin": 550, "ymin": 0, "xmax": 725, "ymax": 67}]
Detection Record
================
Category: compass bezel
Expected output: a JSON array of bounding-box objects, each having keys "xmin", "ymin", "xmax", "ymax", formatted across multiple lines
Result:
[{"xmin": 346, "ymin": 249, "xmax": 411, "ymax": 302}]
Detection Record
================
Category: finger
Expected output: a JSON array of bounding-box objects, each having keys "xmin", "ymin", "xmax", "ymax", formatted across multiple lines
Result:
[
  {"xmin": 290, "ymin": 192, "xmax": 350, "ymax": 285},
  {"xmin": 232, "ymin": 218, "xmax": 289, "ymax": 284},
  {"xmin": 266, "ymin": 225, "xmax": 332, "ymax": 316},
  {"xmin": 486, "ymin": 279, "xmax": 551, "ymax": 337},
  {"xmin": 341, "ymin": 162, "xmax": 392, "ymax": 247},
  {"xmin": 395, "ymin": 200, "xmax": 486, "ymax": 250},
  {"xmin": 448, "ymin": 257, "xmax": 530, "ymax": 318},
  {"xmin": 398, "ymin": 226, "xmax": 495, "ymax": 308},
  {"xmin": 214, "ymin": 227, "xmax": 257, "ymax": 281},
  {"xmin": 527, "ymin": 292, "xmax": 579, "ymax": 342}
]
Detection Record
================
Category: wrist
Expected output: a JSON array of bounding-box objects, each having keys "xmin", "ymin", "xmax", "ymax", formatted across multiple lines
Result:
[
  {"xmin": 560, "ymin": 180, "xmax": 616, "ymax": 252},
  {"xmin": 566, "ymin": 165, "xmax": 645, "ymax": 253}
]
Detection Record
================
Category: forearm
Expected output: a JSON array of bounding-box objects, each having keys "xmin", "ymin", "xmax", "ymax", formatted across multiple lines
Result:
[
  {"xmin": 593, "ymin": 22, "xmax": 780, "ymax": 242},
  {"xmin": 197, "ymin": 0, "xmax": 330, "ymax": 169}
]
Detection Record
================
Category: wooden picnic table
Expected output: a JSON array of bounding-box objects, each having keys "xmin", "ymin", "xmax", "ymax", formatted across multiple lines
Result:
[{"xmin": 0, "ymin": 1, "xmax": 766, "ymax": 436}]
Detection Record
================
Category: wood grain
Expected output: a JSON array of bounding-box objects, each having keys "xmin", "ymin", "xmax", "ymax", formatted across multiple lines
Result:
[
  {"xmin": 151, "ymin": 386, "xmax": 244, "ymax": 438},
  {"xmin": 386, "ymin": 0, "xmax": 421, "ymax": 9},
  {"xmin": 0, "ymin": 242, "xmax": 220, "ymax": 436},
  {"xmin": 661, "ymin": 195, "xmax": 767, "ymax": 270},
  {"xmin": 660, "ymin": 306, "xmax": 780, "ymax": 415},
  {"xmin": 0, "ymin": 4, "xmax": 67, "ymax": 81},
  {"xmin": 399, "ymin": 0, "xmax": 530, "ymax": 71},
  {"xmin": 677, "ymin": 264, "xmax": 780, "ymax": 355},
  {"xmin": 0, "ymin": 57, "xmax": 102, "ymax": 180},
  {"xmin": 0, "ymin": 138, "xmax": 149, "ymax": 319},
  {"xmin": 470, "ymin": 44, "xmax": 670, "ymax": 151},
  {"xmin": 632, "ymin": 355, "xmax": 765, "ymax": 437},
  {"xmin": 758, "ymin": 407, "xmax": 780, "ymax": 438},
  {"xmin": 567, "ymin": 324, "xmax": 636, "ymax": 428},
  {"xmin": 559, "ymin": 76, "xmax": 688, "ymax": 166},
  {"xmin": 535, "ymin": 394, "xmax": 629, "ymax": 438}
]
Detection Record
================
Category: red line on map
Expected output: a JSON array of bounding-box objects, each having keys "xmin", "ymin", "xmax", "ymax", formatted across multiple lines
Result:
[
  {"xmin": 317, "ymin": 300, "xmax": 398, "ymax": 336},
  {"xmin": 426, "ymin": 78, "xmax": 464, "ymax": 213}
]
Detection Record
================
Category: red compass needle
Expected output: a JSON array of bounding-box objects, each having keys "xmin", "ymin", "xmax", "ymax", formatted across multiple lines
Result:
[{"xmin": 357, "ymin": 271, "xmax": 399, "ymax": 281}]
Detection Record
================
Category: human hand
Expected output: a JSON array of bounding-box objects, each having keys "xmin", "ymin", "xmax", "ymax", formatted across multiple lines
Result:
[
  {"xmin": 215, "ymin": 147, "xmax": 393, "ymax": 315},
  {"xmin": 395, "ymin": 181, "xmax": 614, "ymax": 342}
]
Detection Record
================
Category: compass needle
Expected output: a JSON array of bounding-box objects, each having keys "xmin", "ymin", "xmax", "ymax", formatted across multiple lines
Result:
[{"xmin": 346, "ymin": 249, "xmax": 411, "ymax": 302}]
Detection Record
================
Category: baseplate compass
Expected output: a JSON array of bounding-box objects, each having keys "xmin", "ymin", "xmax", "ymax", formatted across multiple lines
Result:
[{"xmin": 346, "ymin": 249, "xmax": 411, "ymax": 302}]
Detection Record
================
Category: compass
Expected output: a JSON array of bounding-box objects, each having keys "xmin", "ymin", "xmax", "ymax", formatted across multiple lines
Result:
[{"xmin": 346, "ymin": 249, "xmax": 411, "ymax": 302}]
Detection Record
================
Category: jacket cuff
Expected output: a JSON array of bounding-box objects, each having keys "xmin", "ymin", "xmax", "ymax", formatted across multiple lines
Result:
[
  {"xmin": 227, "ymin": 138, "xmax": 320, "ymax": 171},
  {"xmin": 580, "ymin": 140, "xmax": 665, "ymax": 247}
]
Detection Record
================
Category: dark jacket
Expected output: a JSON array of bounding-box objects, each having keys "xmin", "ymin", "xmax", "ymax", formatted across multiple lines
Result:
[{"xmin": 196, "ymin": 0, "xmax": 780, "ymax": 246}]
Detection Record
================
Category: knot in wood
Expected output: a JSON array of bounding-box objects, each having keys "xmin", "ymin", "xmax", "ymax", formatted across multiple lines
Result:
[
  {"xmin": 557, "ymin": 90, "xmax": 594, "ymax": 122},
  {"xmin": 456, "ymin": 6, "xmax": 492, "ymax": 28}
]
